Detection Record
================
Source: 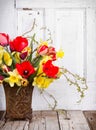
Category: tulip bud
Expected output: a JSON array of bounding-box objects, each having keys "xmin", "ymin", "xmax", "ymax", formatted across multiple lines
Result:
[
  {"xmin": 20, "ymin": 51, "xmax": 28, "ymax": 60},
  {"xmin": 37, "ymin": 45, "xmax": 48, "ymax": 55},
  {"xmin": 0, "ymin": 33, "xmax": 9, "ymax": 46}
]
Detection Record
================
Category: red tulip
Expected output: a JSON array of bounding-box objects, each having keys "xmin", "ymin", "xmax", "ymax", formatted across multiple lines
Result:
[
  {"xmin": 37, "ymin": 45, "xmax": 48, "ymax": 55},
  {"xmin": 47, "ymin": 46, "xmax": 56, "ymax": 61},
  {"xmin": 0, "ymin": 33, "xmax": 9, "ymax": 46},
  {"xmin": 16, "ymin": 61, "xmax": 35, "ymax": 78},
  {"xmin": 10, "ymin": 36, "xmax": 28, "ymax": 52},
  {"xmin": 43, "ymin": 60, "xmax": 59, "ymax": 78}
]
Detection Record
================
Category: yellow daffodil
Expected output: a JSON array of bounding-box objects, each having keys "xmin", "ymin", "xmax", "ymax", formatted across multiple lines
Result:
[
  {"xmin": 33, "ymin": 75, "xmax": 54, "ymax": 89},
  {"xmin": 3, "ymin": 52, "xmax": 12, "ymax": 66},
  {"xmin": 4, "ymin": 69, "xmax": 22, "ymax": 87},
  {"xmin": 21, "ymin": 78, "xmax": 29, "ymax": 87},
  {"xmin": 56, "ymin": 49, "xmax": 64, "ymax": 58}
]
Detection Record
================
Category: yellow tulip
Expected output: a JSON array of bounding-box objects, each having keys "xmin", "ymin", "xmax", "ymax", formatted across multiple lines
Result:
[
  {"xmin": 0, "ymin": 46, "xmax": 4, "ymax": 65},
  {"xmin": 3, "ymin": 52, "xmax": 12, "ymax": 66},
  {"xmin": 0, "ymin": 52, "xmax": 3, "ymax": 65}
]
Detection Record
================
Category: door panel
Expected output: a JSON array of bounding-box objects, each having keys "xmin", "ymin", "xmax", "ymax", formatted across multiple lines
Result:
[{"xmin": 18, "ymin": 9, "xmax": 84, "ymax": 76}]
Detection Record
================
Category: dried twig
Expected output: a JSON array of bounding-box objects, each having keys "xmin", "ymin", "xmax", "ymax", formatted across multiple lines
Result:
[
  {"xmin": 40, "ymin": 27, "xmax": 53, "ymax": 44},
  {"xmin": 22, "ymin": 18, "xmax": 37, "ymax": 36},
  {"xmin": 40, "ymin": 89, "xmax": 57, "ymax": 110},
  {"xmin": 61, "ymin": 68, "xmax": 88, "ymax": 102}
]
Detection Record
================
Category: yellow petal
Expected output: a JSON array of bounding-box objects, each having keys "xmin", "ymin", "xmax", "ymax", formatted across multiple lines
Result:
[
  {"xmin": 39, "ymin": 40, "xmax": 48, "ymax": 46},
  {"xmin": 0, "ymin": 46, "xmax": 4, "ymax": 51},
  {"xmin": 9, "ymin": 82, "xmax": 14, "ymax": 87},
  {"xmin": 4, "ymin": 69, "xmax": 22, "ymax": 87},
  {"xmin": 3, "ymin": 52, "xmax": 12, "ymax": 66},
  {"xmin": 0, "ymin": 52, "xmax": 3, "ymax": 64},
  {"xmin": 33, "ymin": 75, "xmax": 54, "ymax": 89},
  {"xmin": 56, "ymin": 49, "xmax": 64, "ymax": 58}
]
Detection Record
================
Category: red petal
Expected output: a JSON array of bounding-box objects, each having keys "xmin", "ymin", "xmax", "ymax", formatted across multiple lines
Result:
[
  {"xmin": 37, "ymin": 45, "xmax": 48, "ymax": 55},
  {"xmin": 10, "ymin": 36, "xmax": 28, "ymax": 52},
  {"xmin": 43, "ymin": 60, "xmax": 59, "ymax": 78},
  {"xmin": 16, "ymin": 63, "xmax": 23, "ymax": 76},
  {"xmin": 16, "ymin": 61, "xmax": 35, "ymax": 78}
]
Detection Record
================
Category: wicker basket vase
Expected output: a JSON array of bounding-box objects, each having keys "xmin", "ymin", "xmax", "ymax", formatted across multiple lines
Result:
[{"xmin": 3, "ymin": 82, "xmax": 34, "ymax": 121}]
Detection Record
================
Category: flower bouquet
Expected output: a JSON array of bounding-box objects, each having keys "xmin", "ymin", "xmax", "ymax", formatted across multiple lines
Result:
[{"xmin": 0, "ymin": 23, "xmax": 88, "ymax": 120}]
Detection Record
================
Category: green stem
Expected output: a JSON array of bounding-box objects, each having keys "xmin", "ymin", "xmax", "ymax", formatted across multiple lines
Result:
[
  {"xmin": 0, "ymin": 69, "xmax": 9, "ymax": 77},
  {"xmin": 40, "ymin": 90, "xmax": 57, "ymax": 110}
]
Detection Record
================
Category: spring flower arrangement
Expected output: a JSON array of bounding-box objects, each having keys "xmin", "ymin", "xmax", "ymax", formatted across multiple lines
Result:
[{"xmin": 0, "ymin": 22, "xmax": 88, "ymax": 109}]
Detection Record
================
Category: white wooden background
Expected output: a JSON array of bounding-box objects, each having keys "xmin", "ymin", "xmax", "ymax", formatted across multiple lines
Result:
[{"xmin": 0, "ymin": 0, "xmax": 96, "ymax": 110}]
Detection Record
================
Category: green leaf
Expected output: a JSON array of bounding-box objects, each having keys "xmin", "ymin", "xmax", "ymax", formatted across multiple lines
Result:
[
  {"xmin": 32, "ymin": 55, "xmax": 42, "ymax": 67},
  {"xmin": 0, "ymin": 68, "xmax": 9, "ymax": 77},
  {"xmin": 28, "ymin": 71, "xmax": 37, "ymax": 83},
  {"xmin": 27, "ymin": 33, "xmax": 36, "ymax": 62}
]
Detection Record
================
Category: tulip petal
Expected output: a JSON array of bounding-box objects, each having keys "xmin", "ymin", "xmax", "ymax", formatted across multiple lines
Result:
[
  {"xmin": 0, "ymin": 33, "xmax": 9, "ymax": 46},
  {"xmin": 16, "ymin": 61, "xmax": 35, "ymax": 78},
  {"xmin": 3, "ymin": 52, "xmax": 12, "ymax": 66},
  {"xmin": 10, "ymin": 36, "xmax": 28, "ymax": 52}
]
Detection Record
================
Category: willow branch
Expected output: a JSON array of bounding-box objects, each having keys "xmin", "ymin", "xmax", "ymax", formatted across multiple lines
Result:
[
  {"xmin": 40, "ymin": 90, "xmax": 57, "ymax": 110},
  {"xmin": 61, "ymin": 68, "xmax": 88, "ymax": 102},
  {"xmin": 22, "ymin": 18, "xmax": 37, "ymax": 36},
  {"xmin": 40, "ymin": 27, "xmax": 53, "ymax": 44}
]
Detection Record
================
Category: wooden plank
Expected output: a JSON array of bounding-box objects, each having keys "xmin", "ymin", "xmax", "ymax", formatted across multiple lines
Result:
[
  {"xmin": 0, "ymin": 121, "xmax": 5, "ymax": 130},
  {"xmin": 58, "ymin": 110, "xmax": 90, "ymax": 130},
  {"xmin": 83, "ymin": 111, "xmax": 96, "ymax": 130},
  {"xmin": 0, "ymin": 110, "xmax": 94, "ymax": 130},
  {"xmin": 0, "ymin": 121, "xmax": 29, "ymax": 130},
  {"xmin": 0, "ymin": 111, "xmax": 6, "ymax": 129},
  {"xmin": 42, "ymin": 111, "xmax": 59, "ymax": 130},
  {"xmin": 29, "ymin": 110, "xmax": 59, "ymax": 130},
  {"xmin": 0, "ymin": 111, "xmax": 46, "ymax": 130},
  {"xmin": 29, "ymin": 111, "xmax": 46, "ymax": 130}
]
